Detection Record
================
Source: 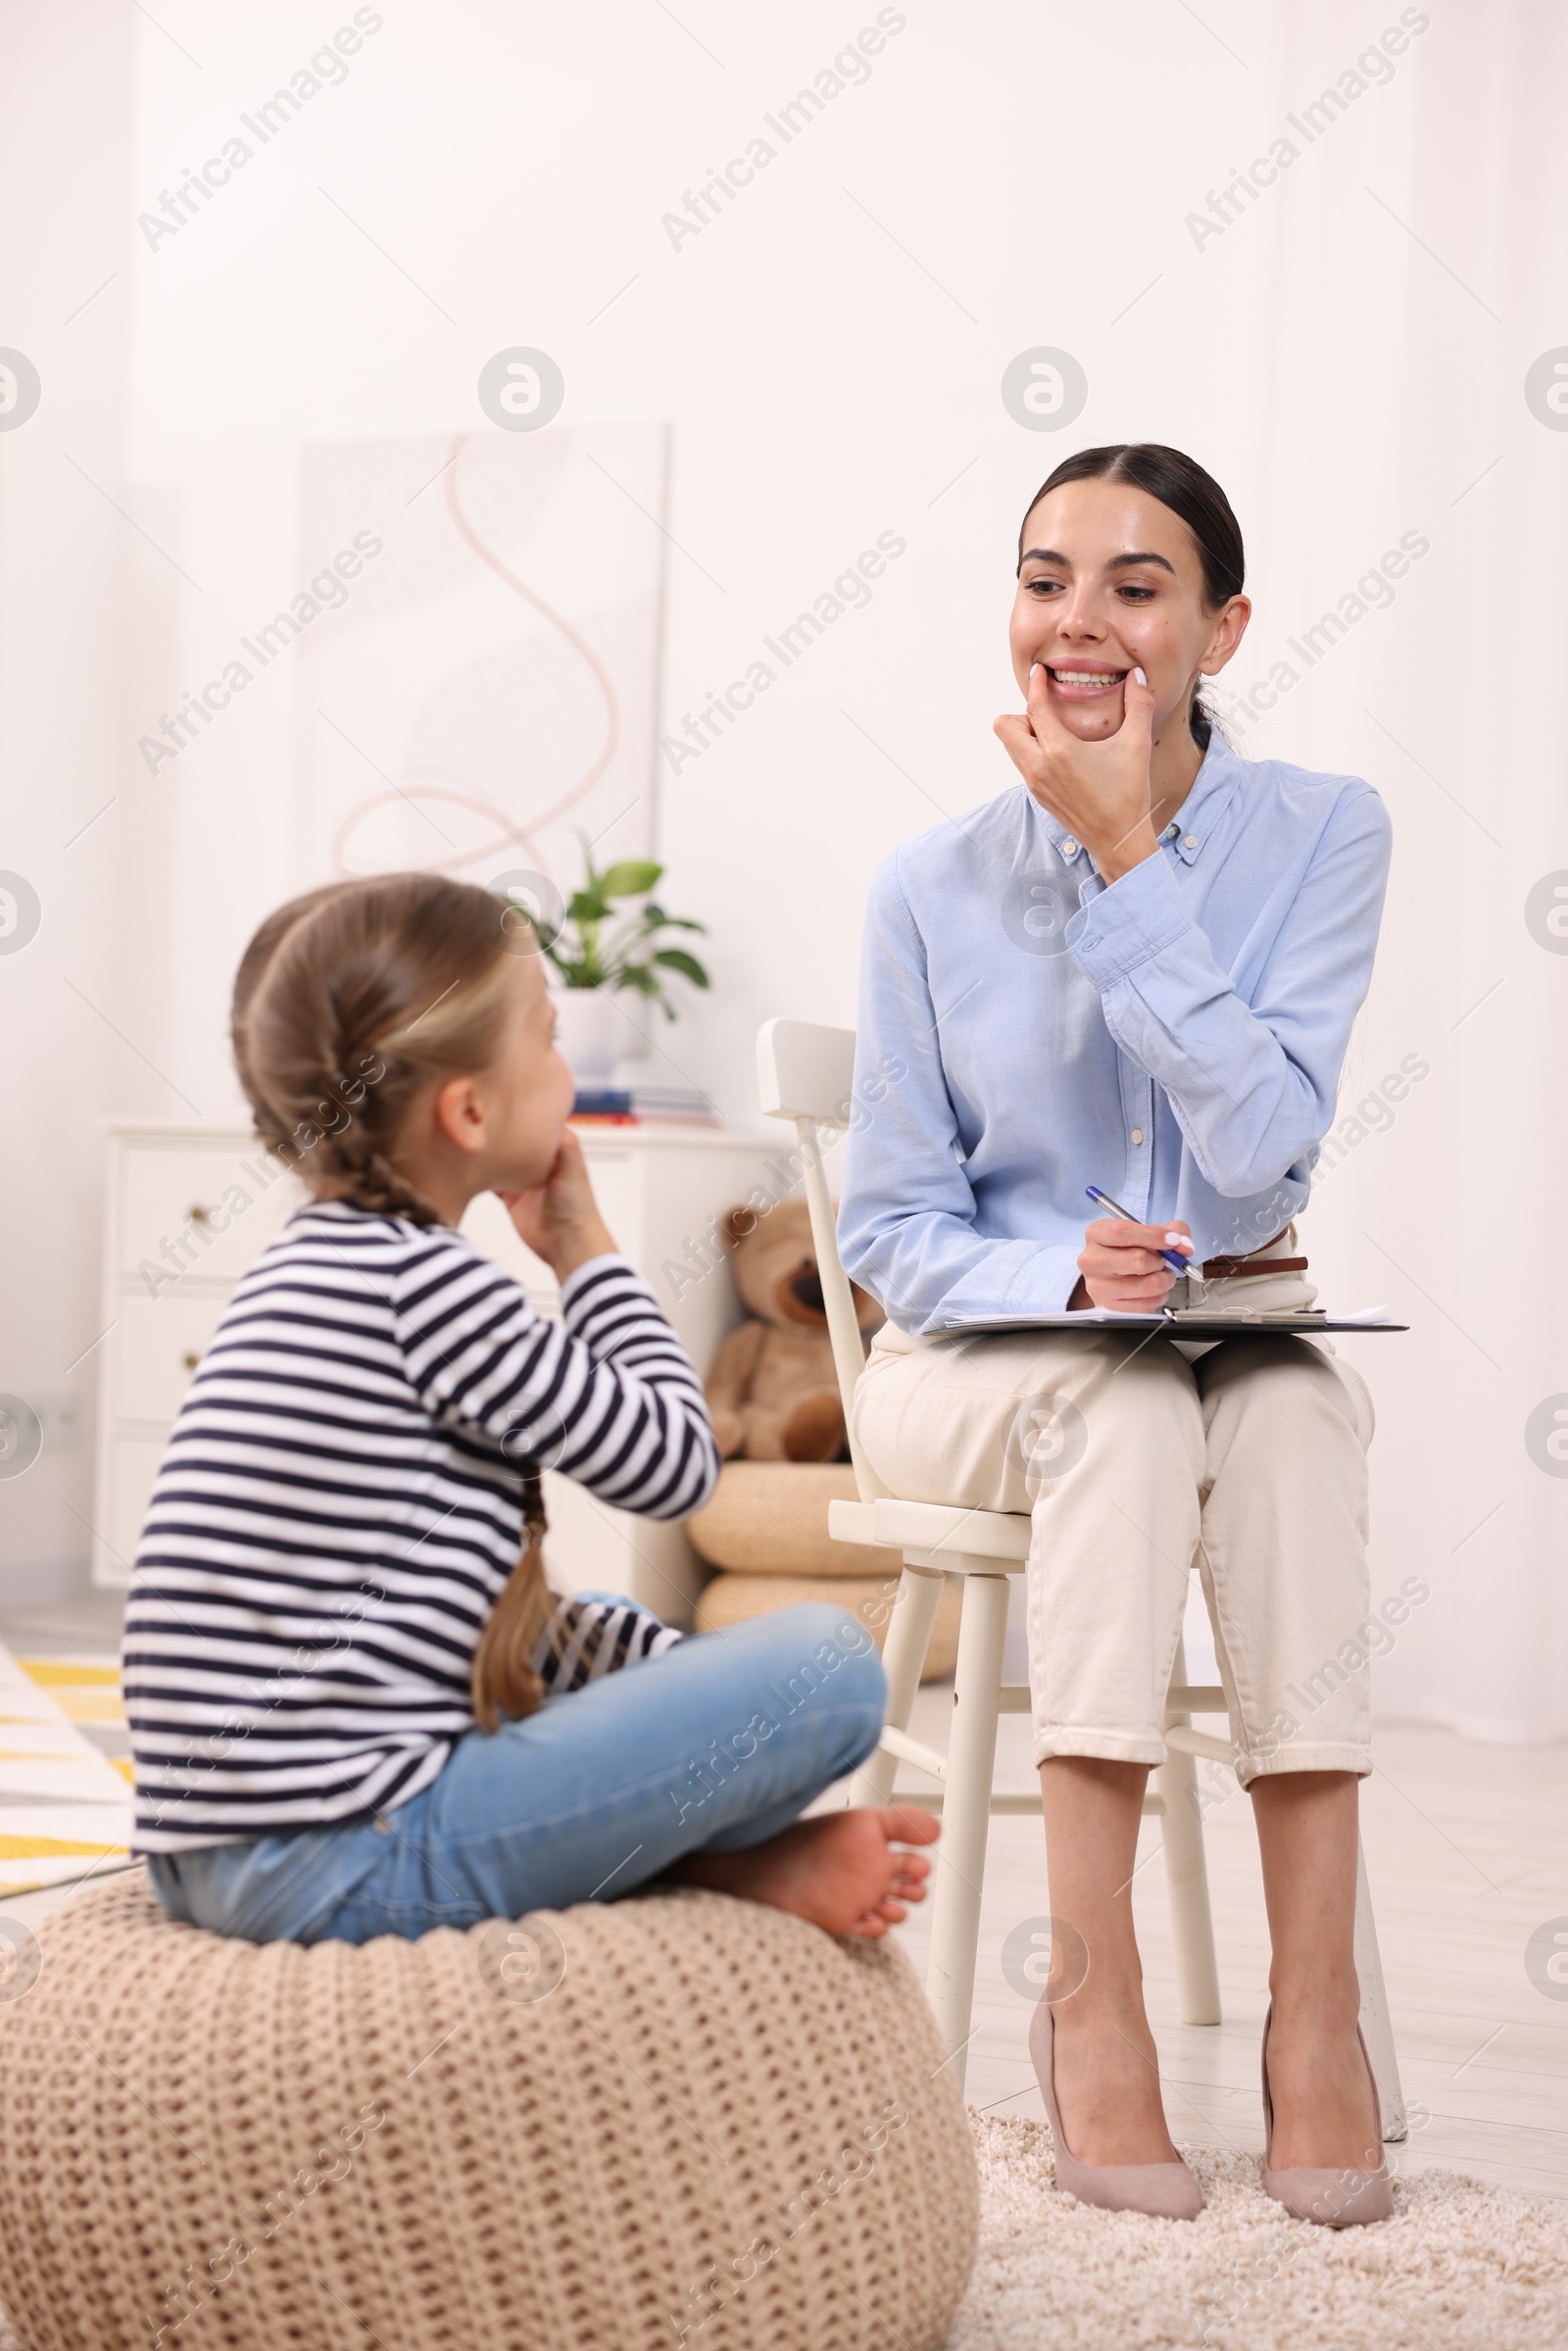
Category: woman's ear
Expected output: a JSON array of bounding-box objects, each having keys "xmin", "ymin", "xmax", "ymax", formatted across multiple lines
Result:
[{"xmin": 1201, "ymin": 592, "xmax": 1251, "ymax": 677}]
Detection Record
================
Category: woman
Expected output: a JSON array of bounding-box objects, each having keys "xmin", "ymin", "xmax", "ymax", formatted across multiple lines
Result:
[{"xmin": 838, "ymin": 443, "xmax": 1394, "ymax": 2226}]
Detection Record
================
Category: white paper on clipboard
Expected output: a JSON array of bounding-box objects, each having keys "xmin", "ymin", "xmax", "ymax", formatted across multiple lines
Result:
[{"xmin": 936, "ymin": 1307, "xmax": 1402, "ymax": 1336}]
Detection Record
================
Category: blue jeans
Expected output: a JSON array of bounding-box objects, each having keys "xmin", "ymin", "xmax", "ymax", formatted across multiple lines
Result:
[{"xmin": 146, "ymin": 1603, "xmax": 885, "ymax": 1945}]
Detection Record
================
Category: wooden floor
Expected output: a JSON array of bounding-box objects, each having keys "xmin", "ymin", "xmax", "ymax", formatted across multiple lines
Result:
[
  {"xmin": 890, "ymin": 1679, "xmax": 1568, "ymax": 2202},
  {"xmin": 4, "ymin": 1592, "xmax": 1565, "ymax": 2204}
]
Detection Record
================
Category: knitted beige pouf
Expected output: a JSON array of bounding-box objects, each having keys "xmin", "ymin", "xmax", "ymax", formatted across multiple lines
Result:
[
  {"xmin": 688, "ymin": 1464, "xmax": 962, "ymax": 1683},
  {"xmin": 0, "ymin": 1873, "xmax": 977, "ymax": 2351},
  {"xmin": 696, "ymin": 1570, "xmax": 963, "ymax": 1682}
]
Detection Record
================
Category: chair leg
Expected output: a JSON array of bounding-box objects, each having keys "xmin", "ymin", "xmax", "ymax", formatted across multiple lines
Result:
[
  {"xmin": 1157, "ymin": 1634, "xmax": 1222, "ymax": 2027},
  {"xmin": 851, "ymin": 1561, "xmax": 944, "ymax": 1806},
  {"xmin": 1354, "ymin": 1834, "xmax": 1407, "ymax": 2143},
  {"xmin": 925, "ymin": 1569, "xmax": 1010, "ymax": 2102}
]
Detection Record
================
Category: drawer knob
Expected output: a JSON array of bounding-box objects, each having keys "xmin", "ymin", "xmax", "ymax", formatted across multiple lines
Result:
[{"xmin": 181, "ymin": 1350, "xmax": 201, "ymax": 1372}]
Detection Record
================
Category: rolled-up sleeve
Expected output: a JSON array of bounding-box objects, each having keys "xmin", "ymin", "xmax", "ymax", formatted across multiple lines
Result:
[{"xmin": 1068, "ymin": 787, "xmax": 1393, "ymax": 1197}]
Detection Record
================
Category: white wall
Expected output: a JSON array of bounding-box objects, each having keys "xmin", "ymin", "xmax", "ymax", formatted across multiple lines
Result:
[
  {"xmin": 0, "ymin": 0, "xmax": 135, "ymax": 1599},
  {"xmin": 2, "ymin": 1, "xmax": 1564, "ymax": 1739}
]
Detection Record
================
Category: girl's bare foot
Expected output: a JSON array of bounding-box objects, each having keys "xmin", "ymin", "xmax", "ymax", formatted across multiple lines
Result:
[{"xmin": 674, "ymin": 1806, "xmax": 939, "ymax": 1937}]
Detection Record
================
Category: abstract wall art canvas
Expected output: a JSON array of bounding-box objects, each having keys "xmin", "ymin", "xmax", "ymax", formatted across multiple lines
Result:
[{"xmin": 289, "ymin": 421, "xmax": 667, "ymax": 911}]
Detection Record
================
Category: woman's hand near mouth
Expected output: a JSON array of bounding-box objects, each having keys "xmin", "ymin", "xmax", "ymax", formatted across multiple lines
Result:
[{"xmin": 994, "ymin": 661, "xmax": 1163, "ymax": 884}]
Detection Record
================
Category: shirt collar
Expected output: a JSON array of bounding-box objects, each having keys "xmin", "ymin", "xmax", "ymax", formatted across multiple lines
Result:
[{"xmin": 1028, "ymin": 732, "xmax": 1242, "ymax": 870}]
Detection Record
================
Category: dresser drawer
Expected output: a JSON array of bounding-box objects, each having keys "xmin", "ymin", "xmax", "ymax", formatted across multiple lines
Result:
[
  {"xmin": 103, "ymin": 1431, "xmax": 173, "ymax": 1580},
  {"xmin": 572, "ymin": 1143, "xmax": 639, "ymax": 1248},
  {"xmin": 113, "ymin": 1290, "xmax": 233, "ymax": 1425},
  {"xmin": 119, "ymin": 1143, "xmax": 306, "ymax": 1281},
  {"xmin": 458, "ymin": 1148, "xmax": 642, "ymax": 1312}
]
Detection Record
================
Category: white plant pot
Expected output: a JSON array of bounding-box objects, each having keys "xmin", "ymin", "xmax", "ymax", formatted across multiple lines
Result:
[{"xmin": 554, "ymin": 988, "xmax": 631, "ymax": 1079}]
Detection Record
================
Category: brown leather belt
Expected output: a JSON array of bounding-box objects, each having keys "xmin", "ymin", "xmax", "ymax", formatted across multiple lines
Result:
[{"xmin": 1199, "ymin": 1254, "xmax": 1308, "ymax": 1279}]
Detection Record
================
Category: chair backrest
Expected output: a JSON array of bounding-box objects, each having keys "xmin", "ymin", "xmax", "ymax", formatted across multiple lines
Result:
[
  {"xmin": 756, "ymin": 1017, "xmax": 857, "ymax": 1126},
  {"xmin": 756, "ymin": 1018, "xmax": 888, "ymax": 1502}
]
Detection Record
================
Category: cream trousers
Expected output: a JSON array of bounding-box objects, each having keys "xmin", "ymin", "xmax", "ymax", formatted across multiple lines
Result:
[{"xmin": 850, "ymin": 1233, "xmax": 1376, "ymax": 1785}]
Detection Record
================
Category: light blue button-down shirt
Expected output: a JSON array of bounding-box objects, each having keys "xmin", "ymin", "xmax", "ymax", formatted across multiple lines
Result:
[{"xmin": 838, "ymin": 736, "xmax": 1392, "ymax": 1333}]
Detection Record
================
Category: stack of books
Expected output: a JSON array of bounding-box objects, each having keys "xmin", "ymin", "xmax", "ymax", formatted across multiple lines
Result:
[{"xmin": 570, "ymin": 1082, "xmax": 719, "ymax": 1128}]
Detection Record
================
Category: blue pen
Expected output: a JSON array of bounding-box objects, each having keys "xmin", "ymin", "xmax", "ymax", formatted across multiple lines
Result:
[{"xmin": 1085, "ymin": 1186, "xmax": 1196, "ymax": 1280}]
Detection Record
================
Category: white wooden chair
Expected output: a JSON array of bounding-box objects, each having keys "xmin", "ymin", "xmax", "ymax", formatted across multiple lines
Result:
[{"xmin": 757, "ymin": 1015, "xmax": 1405, "ymax": 2132}]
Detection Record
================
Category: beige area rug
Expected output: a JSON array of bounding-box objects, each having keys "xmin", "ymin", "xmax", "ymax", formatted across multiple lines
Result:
[{"xmin": 944, "ymin": 2117, "xmax": 1568, "ymax": 2351}]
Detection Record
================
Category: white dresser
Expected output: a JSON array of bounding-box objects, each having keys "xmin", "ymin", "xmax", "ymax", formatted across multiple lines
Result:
[{"xmin": 92, "ymin": 1122, "xmax": 782, "ymax": 1624}]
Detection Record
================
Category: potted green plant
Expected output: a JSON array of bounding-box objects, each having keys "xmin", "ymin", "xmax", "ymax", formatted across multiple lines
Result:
[{"xmin": 532, "ymin": 844, "xmax": 710, "ymax": 1076}]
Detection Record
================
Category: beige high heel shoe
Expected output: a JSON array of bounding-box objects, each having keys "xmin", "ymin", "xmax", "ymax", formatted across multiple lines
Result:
[
  {"xmin": 1259, "ymin": 2002, "xmax": 1394, "ymax": 2227},
  {"xmin": 1029, "ymin": 1996, "xmax": 1204, "ymax": 2221}
]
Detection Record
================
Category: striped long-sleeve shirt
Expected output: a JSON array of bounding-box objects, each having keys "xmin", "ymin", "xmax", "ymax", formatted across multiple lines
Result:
[{"xmin": 123, "ymin": 1203, "xmax": 719, "ymax": 1852}]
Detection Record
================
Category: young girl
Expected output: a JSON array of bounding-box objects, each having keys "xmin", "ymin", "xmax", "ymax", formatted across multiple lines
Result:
[
  {"xmin": 125, "ymin": 872, "xmax": 935, "ymax": 1947},
  {"xmin": 840, "ymin": 444, "xmax": 1394, "ymax": 2225}
]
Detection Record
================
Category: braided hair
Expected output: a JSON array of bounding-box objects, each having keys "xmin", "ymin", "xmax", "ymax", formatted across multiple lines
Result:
[
  {"xmin": 470, "ymin": 1464, "xmax": 554, "ymax": 1732},
  {"xmin": 232, "ymin": 870, "xmax": 559, "ymax": 1726}
]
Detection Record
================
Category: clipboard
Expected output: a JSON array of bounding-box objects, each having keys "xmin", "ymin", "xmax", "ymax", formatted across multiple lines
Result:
[{"xmin": 937, "ymin": 1312, "xmax": 1408, "ymax": 1338}]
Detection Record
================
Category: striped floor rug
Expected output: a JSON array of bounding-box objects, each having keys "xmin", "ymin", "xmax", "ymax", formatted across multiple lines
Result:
[{"xmin": 0, "ymin": 1641, "xmax": 134, "ymax": 1899}]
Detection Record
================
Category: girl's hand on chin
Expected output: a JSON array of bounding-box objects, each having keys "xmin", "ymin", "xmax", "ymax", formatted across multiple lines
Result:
[
  {"xmin": 497, "ymin": 1131, "xmax": 616, "ymax": 1279},
  {"xmin": 993, "ymin": 662, "xmax": 1158, "ymax": 883}
]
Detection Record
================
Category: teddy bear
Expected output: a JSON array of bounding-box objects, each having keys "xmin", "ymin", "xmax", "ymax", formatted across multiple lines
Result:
[{"xmin": 704, "ymin": 1197, "xmax": 884, "ymax": 1461}]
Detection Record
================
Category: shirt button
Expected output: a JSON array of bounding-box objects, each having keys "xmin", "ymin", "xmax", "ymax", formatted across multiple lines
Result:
[
  {"xmin": 1062, "ymin": 838, "xmax": 1078, "ymax": 857},
  {"xmin": 1183, "ymin": 834, "xmax": 1198, "ymax": 848},
  {"xmin": 1131, "ymin": 1127, "xmax": 1145, "ymax": 1144}
]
